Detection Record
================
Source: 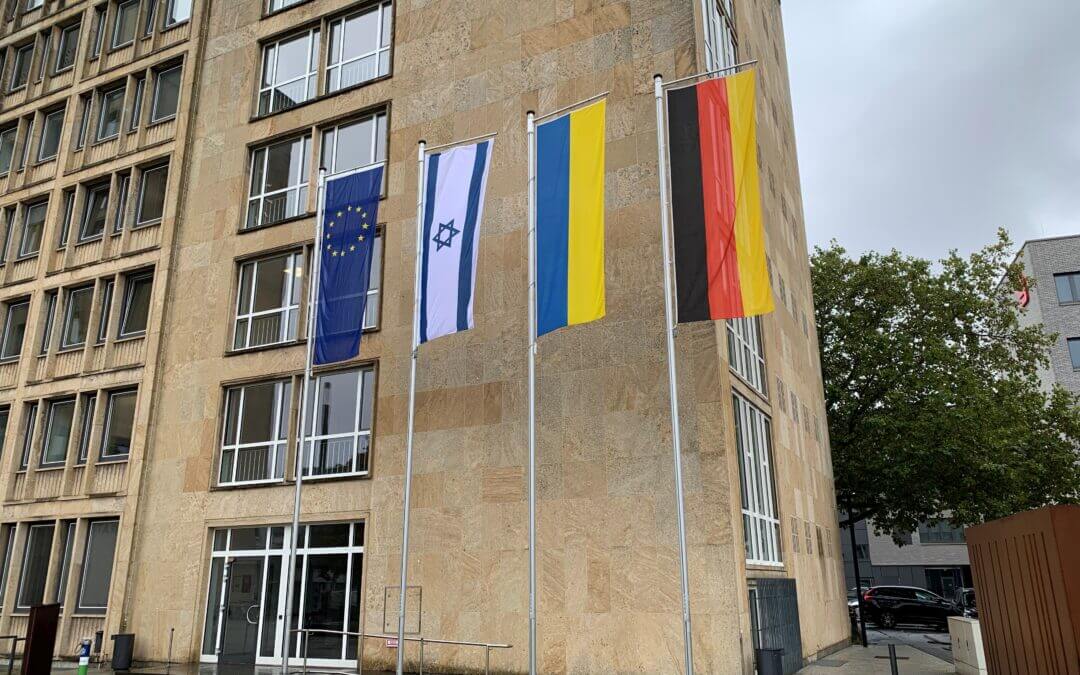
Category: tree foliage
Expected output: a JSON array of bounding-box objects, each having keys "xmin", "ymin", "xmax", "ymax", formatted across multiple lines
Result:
[{"xmin": 812, "ymin": 229, "xmax": 1080, "ymax": 535}]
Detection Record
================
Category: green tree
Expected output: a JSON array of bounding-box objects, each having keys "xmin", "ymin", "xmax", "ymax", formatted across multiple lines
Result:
[{"xmin": 812, "ymin": 229, "xmax": 1080, "ymax": 535}]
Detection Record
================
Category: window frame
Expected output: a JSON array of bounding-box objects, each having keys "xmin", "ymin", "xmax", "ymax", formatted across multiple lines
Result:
[
  {"xmin": 39, "ymin": 291, "xmax": 56, "ymax": 355},
  {"xmin": 1069, "ymin": 337, "xmax": 1080, "ymax": 371},
  {"xmin": 727, "ymin": 317, "xmax": 767, "ymax": 397},
  {"xmin": 17, "ymin": 200, "xmax": 48, "ymax": 259},
  {"xmin": 9, "ymin": 42, "xmax": 34, "ymax": 92},
  {"xmin": 79, "ymin": 183, "xmax": 111, "ymax": 242},
  {"xmin": 19, "ymin": 402, "xmax": 37, "ymax": 470},
  {"xmin": 76, "ymin": 394, "xmax": 96, "ymax": 464},
  {"xmin": 113, "ymin": 173, "xmax": 130, "ymax": 233},
  {"xmin": 96, "ymin": 280, "xmax": 114, "ymax": 344},
  {"xmin": 1055, "ymin": 272, "xmax": 1080, "ymax": 304},
  {"xmin": 60, "ymin": 285, "xmax": 95, "ymax": 350},
  {"xmin": 303, "ymin": 366, "xmax": 375, "ymax": 479},
  {"xmin": 217, "ymin": 379, "xmax": 291, "ymax": 487},
  {"xmin": 325, "ymin": 1, "xmax": 392, "ymax": 94},
  {"xmin": 0, "ymin": 126, "xmax": 17, "ymax": 175},
  {"xmin": 135, "ymin": 164, "xmax": 168, "ymax": 226},
  {"xmin": 231, "ymin": 250, "xmax": 303, "ymax": 351},
  {"xmin": 15, "ymin": 522, "xmax": 53, "ymax": 611},
  {"xmin": 99, "ymin": 389, "xmax": 136, "ymax": 461},
  {"xmin": 95, "ymin": 86, "xmax": 126, "ymax": 142},
  {"xmin": 54, "ymin": 520, "xmax": 76, "ymax": 605},
  {"xmin": 244, "ymin": 134, "xmax": 310, "ymax": 230},
  {"xmin": 128, "ymin": 75, "xmax": 145, "ymax": 132},
  {"xmin": 0, "ymin": 299, "xmax": 30, "ymax": 361},
  {"xmin": 734, "ymin": 392, "xmax": 782, "ymax": 566},
  {"xmin": 118, "ymin": 272, "xmax": 153, "ymax": 337},
  {"xmin": 150, "ymin": 64, "xmax": 182, "ymax": 123},
  {"xmin": 54, "ymin": 22, "xmax": 81, "ymax": 74},
  {"xmin": 36, "ymin": 108, "xmax": 65, "ymax": 162},
  {"xmin": 76, "ymin": 518, "xmax": 119, "ymax": 614},
  {"xmin": 40, "ymin": 398, "xmax": 76, "ymax": 467},
  {"xmin": 257, "ymin": 27, "xmax": 320, "ymax": 117},
  {"xmin": 164, "ymin": 0, "xmax": 192, "ymax": 28},
  {"xmin": 111, "ymin": 0, "xmax": 140, "ymax": 50}
]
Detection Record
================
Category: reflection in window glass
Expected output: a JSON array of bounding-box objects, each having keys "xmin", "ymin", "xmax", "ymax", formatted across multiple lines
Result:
[
  {"xmin": 0, "ymin": 301, "xmax": 29, "ymax": 360},
  {"xmin": 326, "ymin": 1, "xmax": 392, "ymax": 92},
  {"xmin": 246, "ymin": 136, "xmax": 309, "ymax": 229},
  {"xmin": 77, "ymin": 519, "xmax": 118, "ymax": 612},
  {"xmin": 61, "ymin": 286, "xmax": 94, "ymax": 348},
  {"xmin": 18, "ymin": 201, "xmax": 47, "ymax": 257},
  {"xmin": 41, "ymin": 399, "xmax": 75, "ymax": 465},
  {"xmin": 258, "ymin": 29, "xmax": 319, "ymax": 116},
  {"xmin": 100, "ymin": 390, "xmax": 136, "ymax": 459},
  {"xmin": 151, "ymin": 66, "xmax": 181, "ymax": 121},
  {"xmin": 304, "ymin": 367, "xmax": 374, "ymax": 477},
  {"xmin": 233, "ymin": 252, "xmax": 302, "ymax": 350},
  {"xmin": 16, "ymin": 523, "xmax": 53, "ymax": 609},
  {"xmin": 119, "ymin": 274, "xmax": 152, "ymax": 336}
]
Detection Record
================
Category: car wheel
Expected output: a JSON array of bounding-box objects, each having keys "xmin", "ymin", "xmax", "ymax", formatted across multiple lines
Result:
[{"xmin": 880, "ymin": 611, "xmax": 896, "ymax": 629}]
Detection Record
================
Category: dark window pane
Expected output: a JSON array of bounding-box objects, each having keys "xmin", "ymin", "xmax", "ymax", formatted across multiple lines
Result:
[
  {"xmin": 120, "ymin": 275, "xmax": 152, "ymax": 335},
  {"xmin": 151, "ymin": 67, "xmax": 181, "ymax": 121},
  {"xmin": 1070, "ymin": 338, "xmax": 1080, "ymax": 370},
  {"xmin": 17, "ymin": 524, "xmax": 54, "ymax": 608},
  {"xmin": 77, "ymin": 520, "xmax": 118, "ymax": 611},
  {"xmin": 1, "ymin": 301, "xmax": 28, "ymax": 359},
  {"xmin": 42, "ymin": 399, "xmax": 75, "ymax": 465},
  {"xmin": 101, "ymin": 391, "xmax": 136, "ymax": 458}
]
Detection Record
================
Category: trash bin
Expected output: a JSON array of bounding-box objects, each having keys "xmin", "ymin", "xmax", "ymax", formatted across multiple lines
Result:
[
  {"xmin": 755, "ymin": 647, "xmax": 784, "ymax": 675},
  {"xmin": 110, "ymin": 633, "xmax": 135, "ymax": 671}
]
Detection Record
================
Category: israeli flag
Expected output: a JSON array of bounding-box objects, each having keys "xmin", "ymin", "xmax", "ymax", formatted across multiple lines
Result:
[{"xmin": 419, "ymin": 139, "xmax": 492, "ymax": 344}]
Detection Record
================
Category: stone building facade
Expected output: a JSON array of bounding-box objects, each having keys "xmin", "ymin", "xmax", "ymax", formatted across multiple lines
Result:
[{"xmin": 0, "ymin": 0, "xmax": 848, "ymax": 672}]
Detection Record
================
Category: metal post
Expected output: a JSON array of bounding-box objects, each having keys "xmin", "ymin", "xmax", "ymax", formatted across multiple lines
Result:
[
  {"xmin": 653, "ymin": 74, "xmax": 695, "ymax": 675},
  {"xmin": 848, "ymin": 515, "xmax": 868, "ymax": 647},
  {"xmin": 525, "ymin": 111, "xmax": 538, "ymax": 675},
  {"xmin": 887, "ymin": 643, "xmax": 899, "ymax": 675},
  {"xmin": 396, "ymin": 141, "xmax": 427, "ymax": 675},
  {"xmin": 485, "ymin": 645, "xmax": 491, "ymax": 675},
  {"xmin": 282, "ymin": 167, "xmax": 328, "ymax": 673},
  {"xmin": 166, "ymin": 627, "xmax": 173, "ymax": 672},
  {"xmin": 419, "ymin": 637, "xmax": 424, "ymax": 675}
]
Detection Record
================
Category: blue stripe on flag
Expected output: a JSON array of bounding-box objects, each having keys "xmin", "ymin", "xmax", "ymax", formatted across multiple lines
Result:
[
  {"xmin": 418, "ymin": 152, "xmax": 440, "ymax": 344},
  {"xmin": 456, "ymin": 140, "xmax": 489, "ymax": 332},
  {"xmin": 536, "ymin": 115, "xmax": 570, "ymax": 336}
]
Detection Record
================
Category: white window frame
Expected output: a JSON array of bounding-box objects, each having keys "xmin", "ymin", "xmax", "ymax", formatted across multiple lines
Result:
[
  {"xmin": 36, "ymin": 109, "xmax": 65, "ymax": 162},
  {"xmin": 364, "ymin": 232, "xmax": 382, "ymax": 329},
  {"xmin": 320, "ymin": 110, "xmax": 387, "ymax": 176},
  {"xmin": 60, "ymin": 285, "xmax": 95, "ymax": 349},
  {"xmin": 136, "ymin": 164, "xmax": 168, "ymax": 226},
  {"xmin": 150, "ymin": 64, "xmax": 182, "ymax": 122},
  {"xmin": 0, "ymin": 526, "xmax": 15, "ymax": 612},
  {"xmin": 54, "ymin": 520, "xmax": 76, "ymax": 605},
  {"xmin": 96, "ymin": 86, "xmax": 126, "ymax": 142},
  {"xmin": 325, "ymin": 1, "xmax": 392, "ymax": 93},
  {"xmin": 24, "ymin": 0, "xmax": 44, "ymax": 10},
  {"xmin": 39, "ymin": 292, "xmax": 56, "ymax": 355},
  {"xmin": 19, "ymin": 402, "xmax": 37, "ymax": 469},
  {"xmin": 218, "ymin": 380, "xmax": 290, "ymax": 486},
  {"xmin": 111, "ymin": 0, "xmax": 140, "ymax": 49},
  {"xmin": 54, "ymin": 23, "xmax": 80, "ymax": 73},
  {"xmin": 727, "ymin": 317, "xmax": 767, "ymax": 396},
  {"xmin": 113, "ymin": 174, "xmax": 130, "ymax": 233},
  {"xmin": 17, "ymin": 201, "xmax": 47, "ymax": 259},
  {"xmin": 267, "ymin": 0, "xmax": 303, "ymax": 13},
  {"xmin": 164, "ymin": 0, "xmax": 192, "ymax": 28},
  {"xmin": 701, "ymin": 0, "xmax": 737, "ymax": 72},
  {"xmin": 15, "ymin": 523, "xmax": 53, "ymax": 611},
  {"xmin": 40, "ymin": 398, "xmax": 75, "ymax": 467},
  {"xmin": 118, "ymin": 272, "xmax": 152, "ymax": 337},
  {"xmin": 79, "ymin": 183, "xmax": 110, "ymax": 241},
  {"xmin": 99, "ymin": 389, "xmax": 136, "ymax": 461},
  {"xmin": 232, "ymin": 251, "xmax": 302, "ymax": 350},
  {"xmin": 96, "ymin": 281, "xmax": 114, "ymax": 343},
  {"xmin": 0, "ymin": 126, "xmax": 17, "ymax": 175},
  {"xmin": 129, "ymin": 75, "xmax": 145, "ymax": 131},
  {"xmin": 257, "ymin": 28, "xmax": 319, "ymax": 116},
  {"xmin": 9, "ymin": 43, "xmax": 34, "ymax": 92},
  {"xmin": 76, "ymin": 519, "xmax": 119, "ymax": 614},
  {"xmin": 76, "ymin": 394, "xmax": 96, "ymax": 464},
  {"xmin": 0, "ymin": 299, "xmax": 29, "ymax": 361},
  {"xmin": 734, "ymin": 393, "xmax": 782, "ymax": 566},
  {"xmin": 245, "ymin": 135, "xmax": 310, "ymax": 229},
  {"xmin": 303, "ymin": 367, "xmax": 374, "ymax": 479}
]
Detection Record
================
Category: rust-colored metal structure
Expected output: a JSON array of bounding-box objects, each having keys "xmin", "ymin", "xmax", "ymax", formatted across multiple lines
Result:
[{"xmin": 967, "ymin": 505, "xmax": 1080, "ymax": 674}]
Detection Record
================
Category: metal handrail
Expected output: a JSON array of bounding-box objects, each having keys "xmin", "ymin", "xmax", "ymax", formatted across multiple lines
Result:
[
  {"xmin": 0, "ymin": 635, "xmax": 24, "ymax": 675},
  {"xmin": 288, "ymin": 628, "xmax": 512, "ymax": 675}
]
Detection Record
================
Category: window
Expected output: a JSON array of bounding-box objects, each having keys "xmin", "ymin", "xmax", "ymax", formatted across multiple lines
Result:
[
  {"xmin": 90, "ymin": 7, "xmax": 106, "ymax": 58},
  {"xmin": 97, "ymin": 281, "xmax": 113, "ymax": 343},
  {"xmin": 142, "ymin": 0, "xmax": 157, "ymax": 35},
  {"xmin": 0, "ymin": 407, "xmax": 9, "ymax": 459},
  {"xmin": 119, "ymin": 273, "xmax": 152, "ymax": 336},
  {"xmin": 10, "ymin": 43, "xmax": 33, "ymax": 91},
  {"xmin": 17, "ymin": 201, "xmax": 47, "ymax": 258},
  {"xmin": 918, "ymin": 521, "xmax": 966, "ymax": 544},
  {"xmin": 1055, "ymin": 272, "xmax": 1080, "ymax": 303},
  {"xmin": 74, "ymin": 97, "xmax": 91, "ymax": 149},
  {"xmin": 41, "ymin": 399, "xmax": 75, "ymax": 466},
  {"xmin": 19, "ymin": 403, "xmax": 37, "ymax": 469},
  {"xmin": 55, "ymin": 23, "xmax": 80, "ymax": 72},
  {"xmin": 727, "ymin": 317, "xmax": 766, "ymax": 395},
  {"xmin": 16, "ymin": 119, "xmax": 32, "ymax": 172},
  {"xmin": 0, "ymin": 300, "xmax": 29, "ymax": 360},
  {"xmin": 165, "ymin": 0, "xmax": 192, "ymax": 27},
  {"xmin": 54, "ymin": 521, "xmax": 76, "ymax": 604},
  {"xmin": 0, "ymin": 207, "xmax": 12, "ymax": 262},
  {"xmin": 734, "ymin": 393, "xmax": 781, "ymax": 565},
  {"xmin": 37, "ymin": 108, "xmax": 64, "ymax": 162},
  {"xmin": 129, "ymin": 76, "xmax": 145, "ymax": 131},
  {"xmin": 219, "ymin": 379, "xmax": 291, "ymax": 485},
  {"xmin": 150, "ymin": 65, "xmax": 181, "ymax": 121},
  {"xmin": 35, "ymin": 32, "xmax": 50, "ymax": 83},
  {"xmin": 100, "ymin": 390, "xmax": 136, "ymax": 459},
  {"xmin": 0, "ymin": 526, "xmax": 14, "ymax": 611},
  {"xmin": 702, "ymin": 0, "xmax": 737, "ymax": 70},
  {"xmin": 112, "ymin": 0, "xmax": 139, "ymax": 48},
  {"xmin": 16, "ymin": 523, "xmax": 53, "ymax": 610},
  {"xmin": 77, "ymin": 519, "xmax": 118, "ymax": 613},
  {"xmin": 96, "ymin": 87, "xmax": 126, "ymax": 141},
  {"xmin": 80, "ymin": 184, "xmax": 110, "ymax": 241},
  {"xmin": 258, "ymin": 28, "xmax": 319, "ymax": 116},
  {"xmin": 39, "ymin": 292, "xmax": 56, "ymax": 354},
  {"xmin": 364, "ymin": 232, "xmax": 382, "ymax": 328},
  {"xmin": 268, "ymin": 0, "xmax": 303, "ymax": 12},
  {"xmin": 1069, "ymin": 338, "xmax": 1080, "ymax": 370},
  {"xmin": 321, "ymin": 111, "xmax": 387, "ymax": 176},
  {"xmin": 57, "ymin": 190, "xmax": 75, "ymax": 248},
  {"xmin": 304, "ymin": 367, "xmax": 374, "ymax": 477},
  {"xmin": 113, "ymin": 174, "xmax": 130, "ymax": 233},
  {"xmin": 136, "ymin": 165, "xmax": 168, "ymax": 225},
  {"xmin": 61, "ymin": 286, "xmax": 94, "ymax": 349},
  {"xmin": 232, "ymin": 251, "xmax": 302, "ymax": 350},
  {"xmin": 245, "ymin": 135, "xmax": 310, "ymax": 229},
  {"xmin": 0, "ymin": 127, "xmax": 16, "ymax": 174},
  {"xmin": 24, "ymin": 0, "xmax": 44, "ymax": 10},
  {"xmin": 76, "ymin": 394, "xmax": 96, "ymax": 464},
  {"xmin": 326, "ymin": 1, "xmax": 392, "ymax": 93}
]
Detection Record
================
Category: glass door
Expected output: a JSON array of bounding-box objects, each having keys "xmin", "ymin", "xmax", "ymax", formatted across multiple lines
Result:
[{"xmin": 220, "ymin": 557, "xmax": 264, "ymax": 665}]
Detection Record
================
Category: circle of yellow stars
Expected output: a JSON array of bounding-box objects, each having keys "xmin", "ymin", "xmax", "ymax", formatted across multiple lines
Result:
[{"xmin": 325, "ymin": 204, "xmax": 373, "ymax": 257}]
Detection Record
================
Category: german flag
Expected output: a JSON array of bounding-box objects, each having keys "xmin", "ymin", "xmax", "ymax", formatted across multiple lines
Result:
[{"xmin": 667, "ymin": 70, "xmax": 773, "ymax": 322}]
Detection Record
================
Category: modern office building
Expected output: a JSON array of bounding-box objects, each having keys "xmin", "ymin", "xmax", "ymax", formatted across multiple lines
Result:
[
  {"xmin": 840, "ymin": 519, "xmax": 972, "ymax": 599},
  {"xmin": 0, "ymin": 0, "xmax": 848, "ymax": 672},
  {"xmin": 1015, "ymin": 234, "xmax": 1080, "ymax": 396}
]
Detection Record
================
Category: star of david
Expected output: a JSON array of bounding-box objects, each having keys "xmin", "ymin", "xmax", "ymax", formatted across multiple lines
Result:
[{"xmin": 432, "ymin": 220, "xmax": 460, "ymax": 251}]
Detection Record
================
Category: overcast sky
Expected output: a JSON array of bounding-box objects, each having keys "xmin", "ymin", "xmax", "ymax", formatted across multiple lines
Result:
[{"xmin": 782, "ymin": 1, "xmax": 1080, "ymax": 260}]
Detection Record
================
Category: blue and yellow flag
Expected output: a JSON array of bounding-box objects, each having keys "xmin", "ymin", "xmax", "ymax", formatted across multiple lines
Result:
[
  {"xmin": 536, "ymin": 99, "xmax": 606, "ymax": 336},
  {"xmin": 314, "ymin": 166, "xmax": 382, "ymax": 365}
]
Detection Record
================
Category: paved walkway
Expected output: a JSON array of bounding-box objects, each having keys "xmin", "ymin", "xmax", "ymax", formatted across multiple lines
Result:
[{"xmin": 798, "ymin": 643, "xmax": 954, "ymax": 674}]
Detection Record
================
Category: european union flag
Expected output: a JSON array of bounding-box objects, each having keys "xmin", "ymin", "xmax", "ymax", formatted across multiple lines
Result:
[{"xmin": 314, "ymin": 166, "xmax": 383, "ymax": 365}]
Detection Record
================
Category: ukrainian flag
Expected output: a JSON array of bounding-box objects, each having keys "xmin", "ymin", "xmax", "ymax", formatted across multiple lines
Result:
[{"xmin": 536, "ymin": 99, "xmax": 606, "ymax": 336}]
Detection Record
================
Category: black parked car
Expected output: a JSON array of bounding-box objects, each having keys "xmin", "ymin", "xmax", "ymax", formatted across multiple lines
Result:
[{"xmin": 861, "ymin": 585, "xmax": 961, "ymax": 629}]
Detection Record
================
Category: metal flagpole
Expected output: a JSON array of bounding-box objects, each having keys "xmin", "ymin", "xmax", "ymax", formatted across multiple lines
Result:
[
  {"xmin": 282, "ymin": 167, "xmax": 327, "ymax": 674},
  {"xmin": 525, "ymin": 111, "xmax": 538, "ymax": 675},
  {"xmin": 653, "ymin": 75, "xmax": 695, "ymax": 675},
  {"xmin": 395, "ymin": 141, "xmax": 427, "ymax": 675}
]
